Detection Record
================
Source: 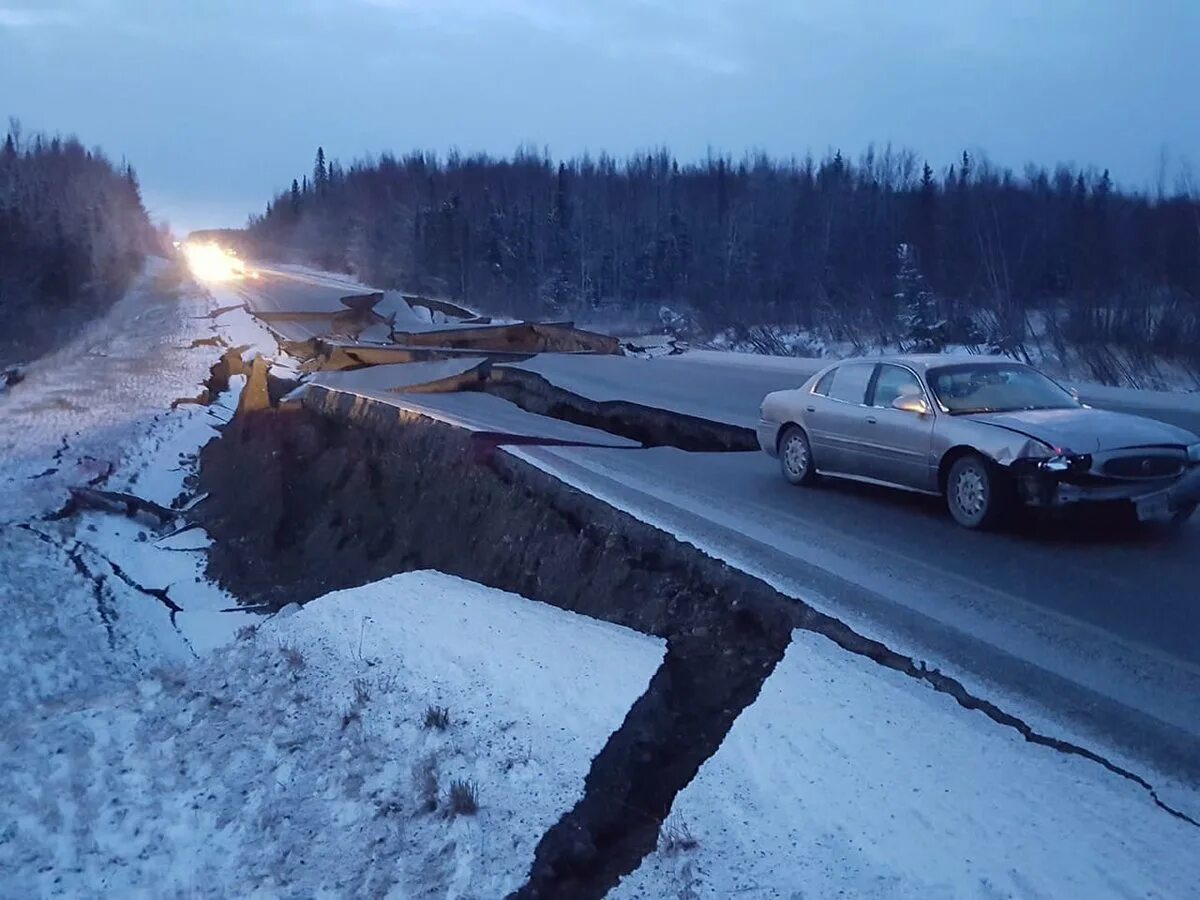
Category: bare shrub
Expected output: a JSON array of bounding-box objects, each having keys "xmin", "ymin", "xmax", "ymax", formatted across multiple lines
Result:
[
  {"xmin": 279, "ymin": 644, "xmax": 305, "ymax": 670},
  {"xmin": 423, "ymin": 705, "xmax": 450, "ymax": 731},
  {"xmin": 236, "ymin": 623, "xmax": 259, "ymax": 642},
  {"xmin": 660, "ymin": 816, "xmax": 698, "ymax": 854},
  {"xmin": 447, "ymin": 779, "xmax": 479, "ymax": 817}
]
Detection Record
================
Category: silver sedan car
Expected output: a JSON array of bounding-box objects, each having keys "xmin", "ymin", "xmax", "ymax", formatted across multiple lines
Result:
[{"xmin": 757, "ymin": 355, "xmax": 1200, "ymax": 529}]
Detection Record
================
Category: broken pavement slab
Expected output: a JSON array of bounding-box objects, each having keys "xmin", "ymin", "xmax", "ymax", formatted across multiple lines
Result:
[
  {"xmin": 298, "ymin": 383, "xmax": 641, "ymax": 449},
  {"xmin": 307, "ymin": 358, "xmax": 489, "ymax": 394},
  {"xmin": 235, "ymin": 355, "xmax": 272, "ymax": 415}
]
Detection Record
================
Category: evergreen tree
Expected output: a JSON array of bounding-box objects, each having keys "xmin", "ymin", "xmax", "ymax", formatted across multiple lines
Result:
[
  {"xmin": 895, "ymin": 243, "xmax": 943, "ymax": 351},
  {"xmin": 313, "ymin": 147, "xmax": 327, "ymax": 191}
]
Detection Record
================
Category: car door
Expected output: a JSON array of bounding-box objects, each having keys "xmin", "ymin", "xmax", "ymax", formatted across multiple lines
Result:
[
  {"xmin": 860, "ymin": 363, "xmax": 937, "ymax": 490},
  {"xmin": 805, "ymin": 362, "xmax": 876, "ymax": 475}
]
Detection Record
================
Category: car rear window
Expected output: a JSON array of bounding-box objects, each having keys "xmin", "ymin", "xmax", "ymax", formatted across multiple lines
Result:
[
  {"xmin": 812, "ymin": 368, "xmax": 836, "ymax": 396},
  {"xmin": 827, "ymin": 363, "xmax": 875, "ymax": 404}
]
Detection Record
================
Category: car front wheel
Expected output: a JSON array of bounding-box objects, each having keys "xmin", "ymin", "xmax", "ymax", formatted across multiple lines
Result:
[
  {"xmin": 946, "ymin": 453, "xmax": 1007, "ymax": 529},
  {"xmin": 779, "ymin": 425, "xmax": 817, "ymax": 486}
]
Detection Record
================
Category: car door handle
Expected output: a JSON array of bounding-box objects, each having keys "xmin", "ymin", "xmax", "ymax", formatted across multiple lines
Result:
[
  {"xmin": 806, "ymin": 406, "xmax": 816, "ymax": 413},
  {"xmin": 865, "ymin": 416, "xmax": 877, "ymax": 424}
]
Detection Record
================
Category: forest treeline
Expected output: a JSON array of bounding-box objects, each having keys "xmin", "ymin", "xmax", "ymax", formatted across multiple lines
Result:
[
  {"xmin": 247, "ymin": 144, "xmax": 1200, "ymax": 363},
  {"xmin": 0, "ymin": 121, "xmax": 155, "ymax": 363}
]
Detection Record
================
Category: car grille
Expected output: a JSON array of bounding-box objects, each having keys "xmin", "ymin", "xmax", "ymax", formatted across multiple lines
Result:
[{"xmin": 1101, "ymin": 455, "xmax": 1183, "ymax": 479}]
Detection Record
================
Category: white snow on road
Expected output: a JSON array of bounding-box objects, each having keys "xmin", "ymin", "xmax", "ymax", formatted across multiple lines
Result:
[
  {"xmin": 616, "ymin": 628, "xmax": 1200, "ymax": 899},
  {"xmin": 0, "ymin": 572, "xmax": 664, "ymax": 898}
]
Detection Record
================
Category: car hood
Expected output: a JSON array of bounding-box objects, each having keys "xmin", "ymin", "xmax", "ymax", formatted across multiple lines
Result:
[{"xmin": 966, "ymin": 407, "xmax": 1197, "ymax": 453}]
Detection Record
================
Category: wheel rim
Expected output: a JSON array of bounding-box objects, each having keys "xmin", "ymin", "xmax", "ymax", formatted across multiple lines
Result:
[
  {"xmin": 784, "ymin": 435, "xmax": 809, "ymax": 479},
  {"xmin": 953, "ymin": 466, "xmax": 987, "ymax": 519}
]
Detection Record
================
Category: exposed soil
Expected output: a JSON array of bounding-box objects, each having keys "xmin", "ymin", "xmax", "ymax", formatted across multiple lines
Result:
[
  {"xmin": 195, "ymin": 384, "xmax": 1198, "ymax": 897},
  {"xmin": 197, "ymin": 388, "xmax": 797, "ymax": 897}
]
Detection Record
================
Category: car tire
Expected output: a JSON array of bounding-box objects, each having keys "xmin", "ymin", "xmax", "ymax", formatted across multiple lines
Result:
[
  {"xmin": 946, "ymin": 453, "xmax": 1008, "ymax": 530},
  {"xmin": 779, "ymin": 425, "xmax": 817, "ymax": 486}
]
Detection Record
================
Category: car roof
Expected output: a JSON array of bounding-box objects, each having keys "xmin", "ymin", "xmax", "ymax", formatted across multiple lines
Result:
[{"xmin": 832, "ymin": 353, "xmax": 1024, "ymax": 374}]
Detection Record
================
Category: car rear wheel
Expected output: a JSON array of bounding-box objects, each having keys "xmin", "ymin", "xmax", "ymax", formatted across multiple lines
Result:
[
  {"xmin": 779, "ymin": 425, "xmax": 817, "ymax": 486},
  {"xmin": 946, "ymin": 453, "xmax": 1007, "ymax": 529}
]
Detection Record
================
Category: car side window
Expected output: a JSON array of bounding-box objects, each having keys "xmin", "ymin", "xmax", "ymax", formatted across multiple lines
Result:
[
  {"xmin": 812, "ymin": 368, "xmax": 837, "ymax": 396},
  {"xmin": 826, "ymin": 363, "xmax": 875, "ymax": 405},
  {"xmin": 872, "ymin": 364, "xmax": 923, "ymax": 408}
]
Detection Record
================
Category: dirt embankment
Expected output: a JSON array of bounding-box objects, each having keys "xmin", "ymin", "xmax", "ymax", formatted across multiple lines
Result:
[
  {"xmin": 197, "ymin": 389, "xmax": 796, "ymax": 897},
  {"xmin": 196, "ymin": 382, "xmax": 1198, "ymax": 896}
]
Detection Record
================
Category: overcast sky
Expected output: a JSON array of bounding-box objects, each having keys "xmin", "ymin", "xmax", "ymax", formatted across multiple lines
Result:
[{"xmin": 2, "ymin": 0, "xmax": 1197, "ymax": 233}]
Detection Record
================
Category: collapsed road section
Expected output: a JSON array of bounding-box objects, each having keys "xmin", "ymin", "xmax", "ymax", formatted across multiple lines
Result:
[{"xmin": 194, "ymin": 381, "xmax": 1198, "ymax": 899}]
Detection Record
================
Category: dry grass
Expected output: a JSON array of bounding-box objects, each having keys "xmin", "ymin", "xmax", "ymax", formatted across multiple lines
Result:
[
  {"xmin": 660, "ymin": 816, "xmax": 698, "ymax": 854},
  {"xmin": 423, "ymin": 705, "xmax": 450, "ymax": 731},
  {"xmin": 279, "ymin": 644, "xmax": 306, "ymax": 670},
  {"xmin": 447, "ymin": 779, "xmax": 479, "ymax": 817}
]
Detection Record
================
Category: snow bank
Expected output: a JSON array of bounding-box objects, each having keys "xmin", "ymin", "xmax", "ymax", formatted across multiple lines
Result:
[
  {"xmin": 0, "ymin": 572, "xmax": 664, "ymax": 898},
  {"xmin": 615, "ymin": 628, "xmax": 1200, "ymax": 899}
]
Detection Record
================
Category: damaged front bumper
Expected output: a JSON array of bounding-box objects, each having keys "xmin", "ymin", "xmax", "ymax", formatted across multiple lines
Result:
[
  {"xmin": 1014, "ymin": 462, "xmax": 1200, "ymax": 521},
  {"xmin": 757, "ymin": 419, "xmax": 780, "ymax": 457}
]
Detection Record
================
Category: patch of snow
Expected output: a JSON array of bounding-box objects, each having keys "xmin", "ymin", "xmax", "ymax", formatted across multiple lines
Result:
[
  {"xmin": 0, "ymin": 264, "xmax": 261, "ymax": 713},
  {"xmin": 0, "ymin": 572, "xmax": 664, "ymax": 898},
  {"xmin": 616, "ymin": 628, "xmax": 1200, "ymax": 899}
]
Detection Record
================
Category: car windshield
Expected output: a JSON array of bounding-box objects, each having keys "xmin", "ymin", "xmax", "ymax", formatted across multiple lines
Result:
[{"xmin": 926, "ymin": 363, "xmax": 1078, "ymax": 414}]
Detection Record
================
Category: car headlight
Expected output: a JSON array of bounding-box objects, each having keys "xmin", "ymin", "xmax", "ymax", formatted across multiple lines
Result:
[
  {"xmin": 1039, "ymin": 453, "xmax": 1092, "ymax": 473},
  {"xmin": 1188, "ymin": 443, "xmax": 1200, "ymax": 464}
]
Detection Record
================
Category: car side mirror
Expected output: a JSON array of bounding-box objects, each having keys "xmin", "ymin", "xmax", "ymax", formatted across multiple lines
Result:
[{"xmin": 892, "ymin": 394, "xmax": 929, "ymax": 415}]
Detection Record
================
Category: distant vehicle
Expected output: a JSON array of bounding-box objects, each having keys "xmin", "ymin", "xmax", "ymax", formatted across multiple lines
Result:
[{"xmin": 757, "ymin": 355, "xmax": 1200, "ymax": 529}]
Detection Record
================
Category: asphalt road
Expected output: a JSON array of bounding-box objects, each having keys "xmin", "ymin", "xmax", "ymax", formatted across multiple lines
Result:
[
  {"xmin": 241, "ymin": 268, "xmax": 1200, "ymax": 789},
  {"xmin": 511, "ymin": 444, "xmax": 1200, "ymax": 783}
]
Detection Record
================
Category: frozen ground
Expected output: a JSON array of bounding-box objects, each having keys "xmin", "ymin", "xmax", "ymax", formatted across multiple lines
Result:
[
  {"xmin": 0, "ymin": 572, "xmax": 663, "ymax": 898},
  {"xmin": 1, "ymin": 264, "xmax": 666, "ymax": 898},
  {"xmin": 615, "ymin": 629, "xmax": 1200, "ymax": 899},
  {"xmin": 0, "ymin": 261, "xmax": 248, "ymax": 717},
  {"xmin": 5, "ymin": 261, "xmax": 1200, "ymax": 898}
]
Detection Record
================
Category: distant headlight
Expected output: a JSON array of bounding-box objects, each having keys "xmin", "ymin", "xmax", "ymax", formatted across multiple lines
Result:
[{"xmin": 1188, "ymin": 443, "xmax": 1200, "ymax": 464}]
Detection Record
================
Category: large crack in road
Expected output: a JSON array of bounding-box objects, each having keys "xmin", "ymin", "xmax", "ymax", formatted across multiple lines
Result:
[
  {"xmin": 191, "ymin": 386, "xmax": 1198, "ymax": 897},
  {"xmin": 473, "ymin": 365, "xmax": 757, "ymax": 452}
]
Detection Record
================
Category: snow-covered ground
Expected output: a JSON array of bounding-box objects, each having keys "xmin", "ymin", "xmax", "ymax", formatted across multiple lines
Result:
[
  {"xmin": 5, "ymin": 260, "xmax": 1200, "ymax": 898},
  {"xmin": 616, "ymin": 628, "xmax": 1200, "ymax": 899},
  {"xmin": 0, "ymin": 261, "xmax": 247, "ymax": 717},
  {"xmin": 1, "ymin": 263, "xmax": 667, "ymax": 897},
  {"xmin": 0, "ymin": 572, "xmax": 663, "ymax": 898}
]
